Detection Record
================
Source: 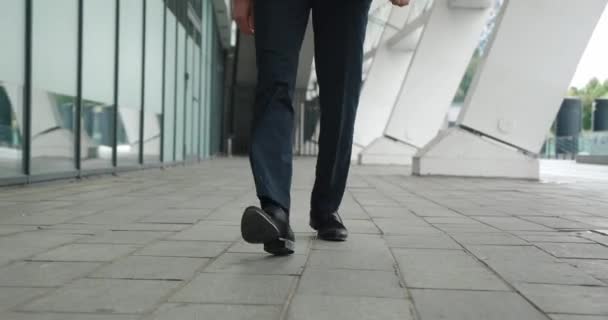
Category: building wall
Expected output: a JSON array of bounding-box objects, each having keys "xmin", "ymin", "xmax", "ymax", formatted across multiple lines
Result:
[{"xmin": 0, "ymin": 0, "xmax": 227, "ymax": 184}]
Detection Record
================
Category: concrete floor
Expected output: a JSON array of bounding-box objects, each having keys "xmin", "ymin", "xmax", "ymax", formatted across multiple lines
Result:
[{"xmin": 0, "ymin": 157, "xmax": 607, "ymax": 319}]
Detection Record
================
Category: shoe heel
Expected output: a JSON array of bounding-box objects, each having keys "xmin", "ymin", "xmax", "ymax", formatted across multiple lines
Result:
[
  {"xmin": 264, "ymin": 238, "xmax": 295, "ymax": 256},
  {"xmin": 241, "ymin": 207, "xmax": 280, "ymax": 244}
]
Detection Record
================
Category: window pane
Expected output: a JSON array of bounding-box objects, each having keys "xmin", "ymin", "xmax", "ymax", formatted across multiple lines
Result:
[
  {"xmin": 184, "ymin": 36, "xmax": 194, "ymax": 159},
  {"xmin": 117, "ymin": 0, "xmax": 143, "ymax": 165},
  {"xmin": 175, "ymin": 24, "xmax": 185, "ymax": 162},
  {"xmin": 163, "ymin": 12, "xmax": 176, "ymax": 162},
  {"xmin": 31, "ymin": 0, "xmax": 78, "ymax": 174},
  {"xmin": 81, "ymin": 0, "xmax": 116, "ymax": 170},
  {"xmin": 143, "ymin": 0, "xmax": 164, "ymax": 163},
  {"xmin": 0, "ymin": 0, "xmax": 24, "ymax": 177}
]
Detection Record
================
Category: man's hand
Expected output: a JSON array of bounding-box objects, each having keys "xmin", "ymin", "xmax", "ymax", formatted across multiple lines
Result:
[
  {"xmin": 233, "ymin": 0, "xmax": 255, "ymax": 35},
  {"xmin": 390, "ymin": 0, "xmax": 410, "ymax": 7}
]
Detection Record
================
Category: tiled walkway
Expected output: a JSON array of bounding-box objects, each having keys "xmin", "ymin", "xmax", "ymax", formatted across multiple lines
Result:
[{"xmin": 0, "ymin": 158, "xmax": 607, "ymax": 320}]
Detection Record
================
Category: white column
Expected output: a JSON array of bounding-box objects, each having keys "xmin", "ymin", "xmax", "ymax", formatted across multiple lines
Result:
[
  {"xmin": 414, "ymin": 0, "xmax": 608, "ymax": 179},
  {"xmin": 359, "ymin": 0, "xmax": 492, "ymax": 165}
]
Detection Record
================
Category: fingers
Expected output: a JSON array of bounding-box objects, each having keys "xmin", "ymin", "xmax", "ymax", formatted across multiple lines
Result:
[
  {"xmin": 233, "ymin": 0, "xmax": 254, "ymax": 35},
  {"xmin": 390, "ymin": 0, "xmax": 410, "ymax": 7}
]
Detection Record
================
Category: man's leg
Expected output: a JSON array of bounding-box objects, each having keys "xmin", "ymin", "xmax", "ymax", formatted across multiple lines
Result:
[
  {"xmin": 310, "ymin": 0, "xmax": 372, "ymax": 219},
  {"xmin": 243, "ymin": 0, "xmax": 311, "ymax": 255},
  {"xmin": 249, "ymin": 0, "xmax": 311, "ymax": 213}
]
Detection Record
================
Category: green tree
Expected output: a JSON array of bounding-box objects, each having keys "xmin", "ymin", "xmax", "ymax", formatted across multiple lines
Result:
[{"xmin": 568, "ymin": 77, "xmax": 608, "ymax": 130}]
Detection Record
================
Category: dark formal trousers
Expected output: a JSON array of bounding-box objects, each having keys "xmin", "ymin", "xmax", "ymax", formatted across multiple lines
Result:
[{"xmin": 249, "ymin": 0, "xmax": 372, "ymax": 216}]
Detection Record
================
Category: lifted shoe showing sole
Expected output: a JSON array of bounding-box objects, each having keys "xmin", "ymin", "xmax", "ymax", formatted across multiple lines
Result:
[{"xmin": 241, "ymin": 206, "xmax": 295, "ymax": 256}]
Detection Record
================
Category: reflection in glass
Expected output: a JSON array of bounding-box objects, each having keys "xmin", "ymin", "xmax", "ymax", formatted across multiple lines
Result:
[
  {"xmin": 163, "ymin": 12, "xmax": 177, "ymax": 162},
  {"xmin": 81, "ymin": 0, "xmax": 116, "ymax": 169},
  {"xmin": 31, "ymin": 0, "xmax": 78, "ymax": 174},
  {"xmin": 143, "ymin": 0, "xmax": 165, "ymax": 163},
  {"xmin": 0, "ymin": 0, "xmax": 24, "ymax": 177},
  {"xmin": 184, "ymin": 37, "xmax": 194, "ymax": 159},
  {"xmin": 117, "ymin": 0, "xmax": 143, "ymax": 165}
]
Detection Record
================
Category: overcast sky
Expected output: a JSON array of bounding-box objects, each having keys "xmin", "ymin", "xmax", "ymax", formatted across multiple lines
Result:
[{"xmin": 570, "ymin": 6, "xmax": 608, "ymax": 88}]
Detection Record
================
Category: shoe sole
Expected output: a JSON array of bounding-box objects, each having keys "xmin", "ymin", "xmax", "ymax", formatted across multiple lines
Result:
[{"xmin": 241, "ymin": 207, "xmax": 295, "ymax": 256}]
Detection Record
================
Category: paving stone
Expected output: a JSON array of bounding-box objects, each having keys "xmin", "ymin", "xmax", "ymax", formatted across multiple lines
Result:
[
  {"xmin": 90, "ymin": 256, "xmax": 208, "ymax": 280},
  {"xmin": 436, "ymin": 224, "xmax": 502, "ymax": 233},
  {"xmin": 297, "ymin": 269, "xmax": 406, "ymax": 298},
  {"xmin": 424, "ymin": 217, "xmax": 482, "ymax": 224},
  {"xmin": 21, "ymin": 279, "xmax": 180, "ymax": 314},
  {"xmin": 77, "ymin": 231, "xmax": 173, "ymax": 244},
  {"xmin": 0, "ymin": 287, "xmax": 49, "ymax": 310},
  {"xmin": 536, "ymin": 243, "xmax": 608, "ymax": 259},
  {"xmin": 393, "ymin": 249, "xmax": 509, "ymax": 290},
  {"xmin": 384, "ymin": 234, "xmax": 462, "ymax": 249},
  {"xmin": 205, "ymin": 253, "xmax": 307, "ymax": 275},
  {"xmin": 516, "ymin": 232, "xmax": 594, "ymax": 244},
  {"xmin": 137, "ymin": 209, "xmax": 210, "ymax": 224},
  {"xmin": 0, "ymin": 226, "xmax": 37, "ymax": 236},
  {"xmin": 169, "ymin": 273, "xmax": 294, "ymax": 304},
  {"xmin": 487, "ymin": 260, "xmax": 603, "ymax": 286},
  {"xmin": 450, "ymin": 232, "xmax": 528, "ymax": 245},
  {"xmin": 373, "ymin": 218, "xmax": 432, "ymax": 234},
  {"xmin": 0, "ymin": 231, "xmax": 84, "ymax": 265},
  {"xmin": 135, "ymin": 240, "xmax": 230, "ymax": 258},
  {"xmin": 521, "ymin": 217, "xmax": 593, "ymax": 229},
  {"xmin": 30, "ymin": 244, "xmax": 138, "ymax": 262},
  {"xmin": 0, "ymin": 261, "xmax": 100, "ymax": 287},
  {"xmin": 476, "ymin": 217, "xmax": 553, "ymax": 231},
  {"xmin": 564, "ymin": 259, "xmax": 608, "ymax": 281},
  {"xmin": 287, "ymin": 295, "xmax": 414, "ymax": 320},
  {"xmin": 549, "ymin": 315, "xmax": 608, "ymax": 320},
  {"xmin": 168, "ymin": 223, "xmax": 240, "ymax": 242},
  {"xmin": 311, "ymin": 234, "xmax": 387, "ymax": 251},
  {"xmin": 467, "ymin": 245, "xmax": 557, "ymax": 263},
  {"xmin": 342, "ymin": 219, "xmax": 381, "ymax": 234},
  {"xmin": 364, "ymin": 206, "xmax": 417, "ymax": 219},
  {"xmin": 148, "ymin": 303, "xmax": 282, "ymax": 320},
  {"xmin": 411, "ymin": 289, "xmax": 548, "ymax": 320},
  {"xmin": 580, "ymin": 232, "xmax": 608, "ymax": 246},
  {"xmin": 516, "ymin": 283, "xmax": 608, "ymax": 315},
  {"xmin": 307, "ymin": 248, "xmax": 396, "ymax": 271},
  {"xmin": 0, "ymin": 312, "xmax": 140, "ymax": 320}
]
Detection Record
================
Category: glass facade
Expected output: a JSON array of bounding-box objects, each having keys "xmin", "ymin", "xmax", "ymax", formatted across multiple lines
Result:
[{"xmin": 0, "ymin": 0, "xmax": 226, "ymax": 183}]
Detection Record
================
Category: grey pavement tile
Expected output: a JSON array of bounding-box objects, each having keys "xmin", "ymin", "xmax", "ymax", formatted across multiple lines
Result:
[
  {"xmin": 550, "ymin": 315, "xmax": 608, "ymax": 320},
  {"xmin": 450, "ymin": 232, "xmax": 528, "ymax": 245},
  {"xmin": 0, "ymin": 287, "xmax": 50, "ymax": 311},
  {"xmin": 205, "ymin": 253, "xmax": 307, "ymax": 275},
  {"xmin": 21, "ymin": 278, "xmax": 181, "ymax": 314},
  {"xmin": 308, "ymin": 248, "xmax": 396, "ymax": 271},
  {"xmin": 424, "ymin": 217, "xmax": 482, "ymax": 224},
  {"xmin": 467, "ymin": 245, "xmax": 557, "ymax": 263},
  {"xmin": 77, "ymin": 231, "xmax": 173, "ymax": 244},
  {"xmin": 137, "ymin": 209, "xmax": 211, "ymax": 224},
  {"xmin": 136, "ymin": 240, "xmax": 230, "ymax": 258},
  {"xmin": 0, "ymin": 231, "xmax": 84, "ymax": 265},
  {"xmin": 521, "ymin": 217, "xmax": 594, "ymax": 230},
  {"xmin": 536, "ymin": 243, "xmax": 608, "ymax": 259},
  {"xmin": 516, "ymin": 232, "xmax": 594, "ymax": 244},
  {"xmin": 0, "ymin": 226, "xmax": 37, "ymax": 236},
  {"xmin": 168, "ymin": 223, "xmax": 240, "ymax": 242},
  {"xmin": 436, "ymin": 223, "xmax": 502, "ymax": 233},
  {"xmin": 0, "ymin": 312, "xmax": 140, "ymax": 320},
  {"xmin": 0, "ymin": 261, "xmax": 100, "ymax": 287},
  {"xmin": 169, "ymin": 273, "xmax": 295, "ymax": 304},
  {"xmin": 567, "ymin": 218, "xmax": 608, "ymax": 228},
  {"xmin": 287, "ymin": 295, "xmax": 414, "ymax": 320},
  {"xmin": 581, "ymin": 232, "xmax": 608, "ymax": 246},
  {"xmin": 47, "ymin": 223, "xmax": 188, "ymax": 232},
  {"xmin": 373, "ymin": 218, "xmax": 432, "ymax": 234},
  {"xmin": 516, "ymin": 283, "xmax": 608, "ymax": 315},
  {"xmin": 488, "ymin": 260, "xmax": 603, "ymax": 286},
  {"xmin": 476, "ymin": 217, "xmax": 553, "ymax": 231},
  {"xmin": 363, "ymin": 206, "xmax": 418, "ymax": 219},
  {"xmin": 393, "ymin": 249, "xmax": 509, "ymax": 290},
  {"xmin": 342, "ymin": 219, "xmax": 381, "ymax": 234},
  {"xmin": 411, "ymin": 289, "xmax": 549, "ymax": 320},
  {"xmin": 564, "ymin": 259, "xmax": 608, "ymax": 281},
  {"xmin": 297, "ymin": 269, "xmax": 406, "ymax": 298},
  {"xmin": 148, "ymin": 303, "xmax": 282, "ymax": 320},
  {"xmin": 384, "ymin": 234, "xmax": 462, "ymax": 249},
  {"xmin": 30, "ymin": 244, "xmax": 139, "ymax": 262},
  {"xmin": 311, "ymin": 234, "xmax": 387, "ymax": 251},
  {"xmin": 90, "ymin": 256, "xmax": 208, "ymax": 280}
]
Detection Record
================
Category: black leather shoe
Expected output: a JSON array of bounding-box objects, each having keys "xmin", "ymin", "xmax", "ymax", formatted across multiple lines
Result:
[
  {"xmin": 310, "ymin": 212, "xmax": 348, "ymax": 242},
  {"xmin": 241, "ymin": 205, "xmax": 295, "ymax": 256}
]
